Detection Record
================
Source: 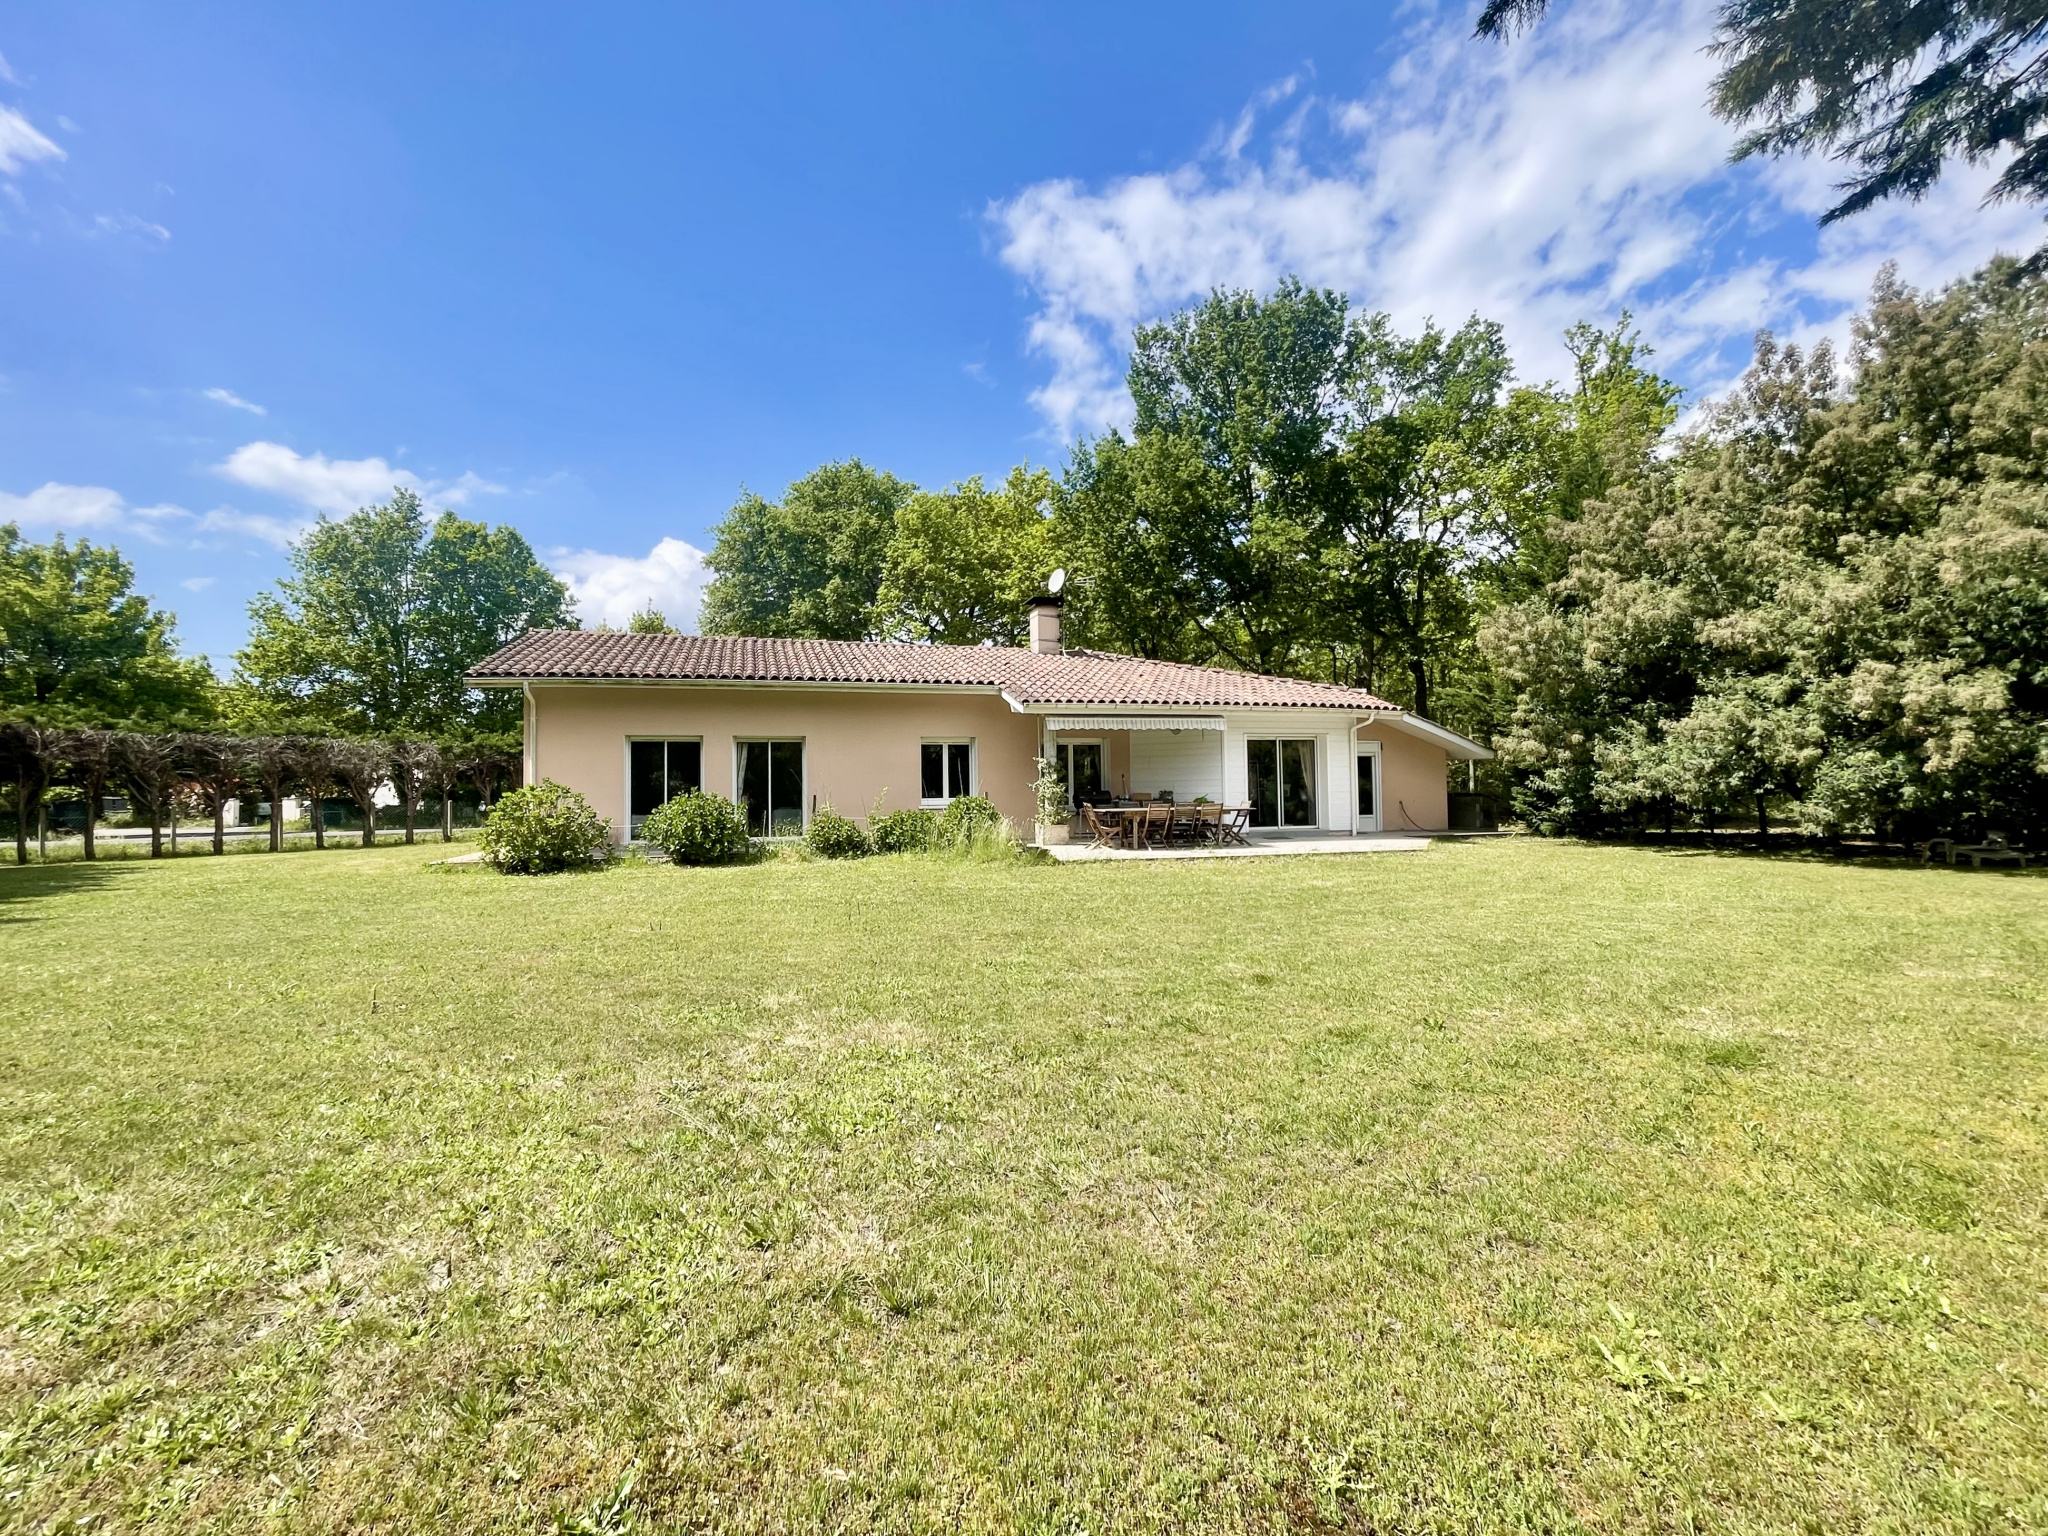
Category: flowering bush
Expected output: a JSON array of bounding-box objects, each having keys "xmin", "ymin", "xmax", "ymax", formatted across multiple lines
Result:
[
  {"xmin": 478, "ymin": 781, "xmax": 611, "ymax": 874},
  {"xmin": 640, "ymin": 790, "xmax": 752, "ymax": 865}
]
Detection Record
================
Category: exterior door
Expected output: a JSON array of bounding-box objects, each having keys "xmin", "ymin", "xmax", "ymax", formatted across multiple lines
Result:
[
  {"xmin": 736, "ymin": 740, "xmax": 805, "ymax": 836},
  {"xmin": 1247, "ymin": 739, "xmax": 1318, "ymax": 828},
  {"xmin": 1354, "ymin": 748, "xmax": 1381, "ymax": 834},
  {"xmin": 1057, "ymin": 741, "xmax": 1106, "ymax": 807}
]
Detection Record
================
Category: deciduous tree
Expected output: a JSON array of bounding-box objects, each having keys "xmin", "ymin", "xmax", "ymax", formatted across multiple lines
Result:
[
  {"xmin": 699, "ymin": 461, "xmax": 914, "ymax": 640},
  {"xmin": 0, "ymin": 528, "xmax": 214, "ymax": 725},
  {"xmin": 331, "ymin": 739, "xmax": 389, "ymax": 848},
  {"xmin": 236, "ymin": 489, "xmax": 572, "ymax": 736},
  {"xmin": 112, "ymin": 731, "xmax": 183, "ymax": 859},
  {"xmin": 874, "ymin": 468, "xmax": 1058, "ymax": 646},
  {"xmin": 177, "ymin": 735, "xmax": 248, "ymax": 857}
]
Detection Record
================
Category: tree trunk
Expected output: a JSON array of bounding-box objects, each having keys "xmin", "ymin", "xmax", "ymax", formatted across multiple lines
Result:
[
  {"xmin": 38, "ymin": 804, "xmax": 47, "ymax": 861},
  {"xmin": 361, "ymin": 794, "xmax": 376, "ymax": 847},
  {"xmin": 13, "ymin": 776, "xmax": 25, "ymax": 865},
  {"xmin": 1410, "ymin": 656, "xmax": 1430, "ymax": 722},
  {"xmin": 83, "ymin": 792, "xmax": 97, "ymax": 861},
  {"xmin": 403, "ymin": 795, "xmax": 416, "ymax": 845},
  {"xmin": 312, "ymin": 794, "xmax": 325, "ymax": 850},
  {"xmin": 1755, "ymin": 794, "xmax": 1769, "ymax": 841},
  {"xmin": 441, "ymin": 790, "xmax": 453, "ymax": 842},
  {"xmin": 149, "ymin": 807, "xmax": 162, "ymax": 858},
  {"xmin": 213, "ymin": 796, "xmax": 225, "ymax": 856},
  {"xmin": 269, "ymin": 786, "xmax": 282, "ymax": 852}
]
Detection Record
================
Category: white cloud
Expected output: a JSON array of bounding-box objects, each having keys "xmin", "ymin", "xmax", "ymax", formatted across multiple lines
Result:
[
  {"xmin": 990, "ymin": 0, "xmax": 2042, "ymax": 435},
  {"xmin": 89, "ymin": 212, "xmax": 169, "ymax": 241},
  {"xmin": 215, "ymin": 441, "xmax": 506, "ymax": 515},
  {"xmin": 0, "ymin": 51, "xmax": 17, "ymax": 86},
  {"xmin": 551, "ymin": 537, "xmax": 711, "ymax": 632},
  {"xmin": 0, "ymin": 482, "xmax": 194, "ymax": 544},
  {"xmin": 0, "ymin": 481, "xmax": 127, "ymax": 529},
  {"xmin": 433, "ymin": 469, "xmax": 509, "ymax": 506},
  {"xmin": 0, "ymin": 477, "xmax": 321, "ymax": 555},
  {"xmin": 203, "ymin": 386, "xmax": 266, "ymax": 415},
  {"xmin": 0, "ymin": 105, "xmax": 64, "ymax": 176},
  {"xmin": 193, "ymin": 507, "xmax": 309, "ymax": 549},
  {"xmin": 181, "ymin": 576, "xmax": 216, "ymax": 591}
]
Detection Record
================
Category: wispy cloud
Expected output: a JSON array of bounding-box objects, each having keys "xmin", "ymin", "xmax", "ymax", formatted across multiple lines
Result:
[
  {"xmin": 181, "ymin": 576, "xmax": 216, "ymax": 592},
  {"xmin": 0, "ymin": 51, "xmax": 17, "ymax": 86},
  {"xmin": 88, "ymin": 211, "xmax": 169, "ymax": 242},
  {"xmin": 0, "ymin": 105, "xmax": 64, "ymax": 176},
  {"xmin": 215, "ymin": 441, "xmax": 506, "ymax": 515},
  {"xmin": 0, "ymin": 482, "xmax": 191, "ymax": 543},
  {"xmin": 551, "ymin": 537, "xmax": 711, "ymax": 632},
  {"xmin": 203, "ymin": 386, "xmax": 266, "ymax": 415},
  {"xmin": 990, "ymin": 0, "xmax": 2040, "ymax": 436},
  {"xmin": 193, "ymin": 507, "xmax": 309, "ymax": 549}
]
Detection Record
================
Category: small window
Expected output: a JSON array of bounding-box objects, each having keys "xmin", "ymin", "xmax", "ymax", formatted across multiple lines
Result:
[
  {"xmin": 628, "ymin": 739, "xmax": 702, "ymax": 832},
  {"xmin": 920, "ymin": 739, "xmax": 974, "ymax": 804}
]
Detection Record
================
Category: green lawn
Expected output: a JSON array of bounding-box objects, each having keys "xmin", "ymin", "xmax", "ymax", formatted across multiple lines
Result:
[{"xmin": 1, "ymin": 841, "xmax": 2042, "ymax": 1533}]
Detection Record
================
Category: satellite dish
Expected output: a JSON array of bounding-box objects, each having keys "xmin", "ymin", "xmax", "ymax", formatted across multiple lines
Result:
[{"xmin": 1048, "ymin": 567, "xmax": 1067, "ymax": 595}]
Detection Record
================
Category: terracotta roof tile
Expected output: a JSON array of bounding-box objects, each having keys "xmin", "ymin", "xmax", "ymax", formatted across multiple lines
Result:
[{"xmin": 467, "ymin": 630, "xmax": 1401, "ymax": 712}]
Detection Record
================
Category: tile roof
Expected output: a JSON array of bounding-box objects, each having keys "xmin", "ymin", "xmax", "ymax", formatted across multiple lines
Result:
[{"xmin": 467, "ymin": 630, "xmax": 1402, "ymax": 712}]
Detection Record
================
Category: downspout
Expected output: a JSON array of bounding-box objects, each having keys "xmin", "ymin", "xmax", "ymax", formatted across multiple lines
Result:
[
  {"xmin": 523, "ymin": 682, "xmax": 536, "ymax": 788},
  {"xmin": 1349, "ymin": 720, "xmax": 1362, "ymax": 836}
]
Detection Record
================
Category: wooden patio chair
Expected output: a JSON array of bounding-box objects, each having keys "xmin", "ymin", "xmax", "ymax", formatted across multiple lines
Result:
[
  {"xmin": 1193, "ymin": 802, "xmax": 1223, "ymax": 845},
  {"xmin": 1133, "ymin": 802, "xmax": 1172, "ymax": 851},
  {"xmin": 1218, "ymin": 806, "xmax": 1252, "ymax": 847},
  {"xmin": 1082, "ymin": 804, "xmax": 1122, "ymax": 851}
]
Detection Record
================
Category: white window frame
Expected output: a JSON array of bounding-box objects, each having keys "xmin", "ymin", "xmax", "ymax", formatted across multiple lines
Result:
[
  {"xmin": 1352, "ymin": 738, "xmax": 1383, "ymax": 834},
  {"xmin": 732, "ymin": 737, "xmax": 809, "ymax": 837},
  {"xmin": 1052, "ymin": 737, "xmax": 1108, "ymax": 809},
  {"xmin": 624, "ymin": 736, "xmax": 704, "ymax": 835},
  {"xmin": 1245, "ymin": 737, "xmax": 1321, "ymax": 829},
  {"xmin": 919, "ymin": 737, "xmax": 977, "ymax": 806}
]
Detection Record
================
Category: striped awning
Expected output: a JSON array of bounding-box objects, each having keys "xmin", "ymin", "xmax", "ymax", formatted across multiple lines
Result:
[{"xmin": 1044, "ymin": 715, "xmax": 1226, "ymax": 731}]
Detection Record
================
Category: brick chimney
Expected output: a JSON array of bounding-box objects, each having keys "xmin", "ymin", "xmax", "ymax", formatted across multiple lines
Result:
[{"xmin": 1027, "ymin": 594, "xmax": 1063, "ymax": 655}]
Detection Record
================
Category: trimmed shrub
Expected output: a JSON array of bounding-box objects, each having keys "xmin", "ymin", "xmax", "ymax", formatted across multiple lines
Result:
[
  {"xmin": 868, "ymin": 807, "xmax": 939, "ymax": 854},
  {"xmin": 804, "ymin": 806, "xmax": 871, "ymax": 859},
  {"xmin": 641, "ymin": 789, "xmax": 752, "ymax": 866},
  {"xmin": 478, "ymin": 781, "xmax": 611, "ymax": 874},
  {"xmin": 937, "ymin": 794, "xmax": 1002, "ymax": 847}
]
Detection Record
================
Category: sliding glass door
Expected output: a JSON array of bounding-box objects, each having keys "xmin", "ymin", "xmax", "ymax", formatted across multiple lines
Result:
[
  {"xmin": 628, "ymin": 739, "xmax": 702, "ymax": 834},
  {"xmin": 736, "ymin": 740, "xmax": 805, "ymax": 836},
  {"xmin": 1055, "ymin": 740, "xmax": 1106, "ymax": 807},
  {"xmin": 1247, "ymin": 738, "xmax": 1318, "ymax": 828}
]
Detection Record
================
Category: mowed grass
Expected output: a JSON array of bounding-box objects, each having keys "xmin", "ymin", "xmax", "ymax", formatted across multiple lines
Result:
[{"xmin": 1, "ymin": 841, "xmax": 2043, "ymax": 1534}]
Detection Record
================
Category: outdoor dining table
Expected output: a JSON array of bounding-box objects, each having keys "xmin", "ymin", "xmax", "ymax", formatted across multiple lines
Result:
[{"xmin": 1086, "ymin": 803, "xmax": 1249, "ymax": 849}]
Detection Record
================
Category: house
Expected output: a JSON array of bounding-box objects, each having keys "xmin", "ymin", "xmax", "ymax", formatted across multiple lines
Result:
[{"xmin": 466, "ymin": 597, "xmax": 1491, "ymax": 842}]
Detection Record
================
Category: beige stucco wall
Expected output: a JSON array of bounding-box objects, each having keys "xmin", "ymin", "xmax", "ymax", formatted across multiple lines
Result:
[
  {"xmin": 1371, "ymin": 727, "xmax": 1451, "ymax": 832},
  {"xmin": 530, "ymin": 684, "xmax": 1043, "ymax": 841}
]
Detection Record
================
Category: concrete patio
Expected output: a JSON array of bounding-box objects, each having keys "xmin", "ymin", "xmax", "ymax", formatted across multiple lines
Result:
[{"xmin": 1040, "ymin": 832, "xmax": 1437, "ymax": 861}]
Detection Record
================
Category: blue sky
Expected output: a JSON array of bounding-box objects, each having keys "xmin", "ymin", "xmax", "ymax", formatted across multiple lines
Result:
[{"xmin": 1, "ymin": 1, "xmax": 2035, "ymax": 666}]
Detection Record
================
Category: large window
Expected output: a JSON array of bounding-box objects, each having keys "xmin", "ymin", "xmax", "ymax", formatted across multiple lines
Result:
[
  {"xmin": 737, "ymin": 740, "xmax": 805, "ymax": 835},
  {"xmin": 1054, "ymin": 740, "xmax": 1106, "ymax": 807},
  {"xmin": 1247, "ymin": 738, "xmax": 1318, "ymax": 828},
  {"xmin": 921, "ymin": 740, "xmax": 974, "ymax": 804},
  {"xmin": 628, "ymin": 739, "xmax": 702, "ymax": 833}
]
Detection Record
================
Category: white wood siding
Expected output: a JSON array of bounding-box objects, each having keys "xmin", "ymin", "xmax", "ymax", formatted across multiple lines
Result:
[
  {"xmin": 1128, "ymin": 729, "xmax": 1226, "ymax": 802},
  {"xmin": 1218, "ymin": 710, "xmax": 1361, "ymax": 832}
]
